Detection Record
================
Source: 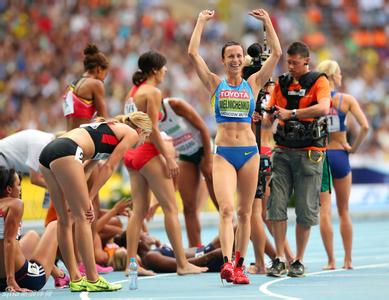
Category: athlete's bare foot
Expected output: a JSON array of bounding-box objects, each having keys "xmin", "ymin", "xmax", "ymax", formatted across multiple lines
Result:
[
  {"xmin": 177, "ymin": 262, "xmax": 208, "ymax": 275},
  {"xmin": 138, "ymin": 266, "xmax": 156, "ymax": 276},
  {"xmin": 247, "ymin": 264, "xmax": 266, "ymax": 274},
  {"xmin": 342, "ymin": 261, "xmax": 353, "ymax": 269},
  {"xmin": 322, "ymin": 264, "xmax": 336, "ymax": 270}
]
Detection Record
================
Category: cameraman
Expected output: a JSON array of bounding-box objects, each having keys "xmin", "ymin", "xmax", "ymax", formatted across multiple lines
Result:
[
  {"xmin": 243, "ymin": 44, "xmax": 295, "ymax": 274},
  {"xmin": 251, "ymin": 82, "xmax": 297, "ymax": 273},
  {"xmin": 264, "ymin": 41, "xmax": 330, "ymax": 278}
]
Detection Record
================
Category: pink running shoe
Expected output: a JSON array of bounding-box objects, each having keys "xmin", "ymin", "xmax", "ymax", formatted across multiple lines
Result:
[
  {"xmin": 95, "ymin": 263, "xmax": 113, "ymax": 274},
  {"xmin": 79, "ymin": 263, "xmax": 114, "ymax": 275},
  {"xmin": 54, "ymin": 273, "xmax": 70, "ymax": 288},
  {"xmin": 78, "ymin": 263, "xmax": 86, "ymax": 276}
]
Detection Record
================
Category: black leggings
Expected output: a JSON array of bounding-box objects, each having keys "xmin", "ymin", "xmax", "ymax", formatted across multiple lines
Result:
[{"xmin": 39, "ymin": 138, "xmax": 83, "ymax": 169}]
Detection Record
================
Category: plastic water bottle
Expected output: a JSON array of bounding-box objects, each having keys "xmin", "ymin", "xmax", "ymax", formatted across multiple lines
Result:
[{"xmin": 128, "ymin": 257, "xmax": 138, "ymax": 290}]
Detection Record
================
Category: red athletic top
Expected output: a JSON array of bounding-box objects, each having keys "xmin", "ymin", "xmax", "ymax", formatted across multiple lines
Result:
[
  {"xmin": 63, "ymin": 79, "xmax": 96, "ymax": 119},
  {"xmin": 125, "ymin": 82, "xmax": 163, "ymax": 120}
]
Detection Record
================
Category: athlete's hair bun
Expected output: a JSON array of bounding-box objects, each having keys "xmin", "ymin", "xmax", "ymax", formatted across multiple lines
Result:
[{"xmin": 84, "ymin": 44, "xmax": 99, "ymax": 56}]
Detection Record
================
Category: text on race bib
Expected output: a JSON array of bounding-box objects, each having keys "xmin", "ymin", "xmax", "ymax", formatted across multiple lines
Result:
[
  {"xmin": 63, "ymin": 90, "xmax": 75, "ymax": 116},
  {"xmin": 124, "ymin": 97, "xmax": 138, "ymax": 114},
  {"xmin": 218, "ymin": 89, "xmax": 250, "ymax": 118},
  {"xmin": 327, "ymin": 115, "xmax": 340, "ymax": 132}
]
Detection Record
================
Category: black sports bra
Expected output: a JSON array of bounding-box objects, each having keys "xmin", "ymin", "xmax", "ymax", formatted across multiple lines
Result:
[{"xmin": 81, "ymin": 123, "xmax": 119, "ymax": 160}]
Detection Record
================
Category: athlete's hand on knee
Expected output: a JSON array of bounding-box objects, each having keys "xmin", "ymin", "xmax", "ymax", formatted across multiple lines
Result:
[
  {"xmin": 198, "ymin": 9, "xmax": 215, "ymax": 21},
  {"xmin": 85, "ymin": 205, "xmax": 95, "ymax": 223},
  {"xmin": 166, "ymin": 157, "xmax": 179, "ymax": 178},
  {"xmin": 200, "ymin": 156, "xmax": 213, "ymax": 181}
]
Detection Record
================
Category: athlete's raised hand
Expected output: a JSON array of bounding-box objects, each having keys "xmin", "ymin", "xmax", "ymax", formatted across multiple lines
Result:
[
  {"xmin": 249, "ymin": 8, "xmax": 270, "ymax": 22},
  {"xmin": 198, "ymin": 9, "xmax": 215, "ymax": 22}
]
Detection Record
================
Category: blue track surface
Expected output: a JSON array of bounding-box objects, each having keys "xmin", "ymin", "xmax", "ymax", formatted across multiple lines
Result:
[{"xmin": 2, "ymin": 218, "xmax": 389, "ymax": 300}]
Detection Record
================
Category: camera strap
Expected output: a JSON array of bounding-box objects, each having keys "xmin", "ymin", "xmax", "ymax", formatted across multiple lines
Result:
[{"xmin": 278, "ymin": 72, "xmax": 327, "ymax": 110}]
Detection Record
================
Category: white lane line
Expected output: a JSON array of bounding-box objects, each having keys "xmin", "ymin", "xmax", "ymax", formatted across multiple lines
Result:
[
  {"xmin": 259, "ymin": 262, "xmax": 389, "ymax": 300},
  {"xmin": 112, "ymin": 272, "xmax": 176, "ymax": 284},
  {"xmin": 79, "ymin": 274, "xmax": 175, "ymax": 299},
  {"xmin": 82, "ymin": 295, "xmax": 266, "ymax": 300},
  {"xmin": 79, "ymin": 291, "xmax": 90, "ymax": 300}
]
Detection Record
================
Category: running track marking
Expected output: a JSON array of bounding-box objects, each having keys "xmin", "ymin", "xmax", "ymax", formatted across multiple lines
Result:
[
  {"xmin": 258, "ymin": 262, "xmax": 389, "ymax": 300},
  {"xmin": 79, "ymin": 273, "xmax": 176, "ymax": 300},
  {"xmin": 112, "ymin": 272, "xmax": 176, "ymax": 284},
  {"xmin": 78, "ymin": 263, "xmax": 389, "ymax": 300}
]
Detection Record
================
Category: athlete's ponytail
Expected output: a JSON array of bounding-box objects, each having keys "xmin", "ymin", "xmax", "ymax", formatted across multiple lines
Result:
[
  {"xmin": 94, "ymin": 112, "xmax": 151, "ymax": 133},
  {"xmin": 114, "ymin": 112, "xmax": 152, "ymax": 133},
  {"xmin": 132, "ymin": 51, "xmax": 167, "ymax": 86},
  {"xmin": 132, "ymin": 70, "xmax": 148, "ymax": 86}
]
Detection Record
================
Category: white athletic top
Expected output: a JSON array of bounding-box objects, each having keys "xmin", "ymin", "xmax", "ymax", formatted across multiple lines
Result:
[
  {"xmin": 158, "ymin": 98, "xmax": 203, "ymax": 156},
  {"xmin": 0, "ymin": 208, "xmax": 22, "ymax": 240},
  {"xmin": 0, "ymin": 130, "xmax": 55, "ymax": 173}
]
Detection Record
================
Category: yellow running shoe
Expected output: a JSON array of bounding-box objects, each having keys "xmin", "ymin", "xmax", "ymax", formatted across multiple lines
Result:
[
  {"xmin": 85, "ymin": 276, "xmax": 122, "ymax": 292},
  {"xmin": 69, "ymin": 277, "xmax": 88, "ymax": 292}
]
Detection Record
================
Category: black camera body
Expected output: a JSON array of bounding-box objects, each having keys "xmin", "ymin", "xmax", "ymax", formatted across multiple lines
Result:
[
  {"xmin": 242, "ymin": 43, "xmax": 266, "ymax": 81},
  {"xmin": 242, "ymin": 43, "xmax": 275, "ymax": 116},
  {"xmin": 242, "ymin": 43, "xmax": 275, "ymax": 199}
]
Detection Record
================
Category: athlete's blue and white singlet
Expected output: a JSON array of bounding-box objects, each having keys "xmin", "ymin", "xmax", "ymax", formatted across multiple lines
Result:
[{"xmin": 212, "ymin": 79, "xmax": 255, "ymax": 124}]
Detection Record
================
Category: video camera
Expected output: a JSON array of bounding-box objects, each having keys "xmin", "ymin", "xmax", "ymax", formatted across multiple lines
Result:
[
  {"xmin": 242, "ymin": 43, "xmax": 275, "ymax": 199},
  {"xmin": 242, "ymin": 43, "xmax": 276, "ymax": 115},
  {"xmin": 242, "ymin": 43, "xmax": 268, "ymax": 80}
]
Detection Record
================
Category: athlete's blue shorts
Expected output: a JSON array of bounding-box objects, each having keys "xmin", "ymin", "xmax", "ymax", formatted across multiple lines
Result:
[
  {"xmin": 0, "ymin": 260, "xmax": 46, "ymax": 291},
  {"xmin": 327, "ymin": 149, "xmax": 351, "ymax": 179},
  {"xmin": 215, "ymin": 145, "xmax": 258, "ymax": 170},
  {"xmin": 154, "ymin": 245, "xmax": 175, "ymax": 258}
]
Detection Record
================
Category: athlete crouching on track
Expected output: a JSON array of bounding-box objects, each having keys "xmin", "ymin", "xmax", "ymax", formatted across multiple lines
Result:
[{"xmin": 39, "ymin": 112, "xmax": 151, "ymax": 292}]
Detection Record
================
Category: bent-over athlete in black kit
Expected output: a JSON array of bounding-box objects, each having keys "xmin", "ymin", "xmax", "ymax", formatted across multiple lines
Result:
[
  {"xmin": 39, "ymin": 123, "xmax": 119, "ymax": 169},
  {"xmin": 39, "ymin": 112, "xmax": 151, "ymax": 292}
]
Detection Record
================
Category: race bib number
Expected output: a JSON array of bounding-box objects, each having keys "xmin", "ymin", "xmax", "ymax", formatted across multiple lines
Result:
[
  {"xmin": 63, "ymin": 90, "xmax": 75, "ymax": 116},
  {"xmin": 327, "ymin": 115, "xmax": 340, "ymax": 132},
  {"xmin": 218, "ymin": 90, "xmax": 250, "ymax": 118},
  {"xmin": 27, "ymin": 262, "xmax": 40, "ymax": 276},
  {"xmin": 74, "ymin": 146, "xmax": 83, "ymax": 163},
  {"xmin": 124, "ymin": 97, "xmax": 138, "ymax": 114}
]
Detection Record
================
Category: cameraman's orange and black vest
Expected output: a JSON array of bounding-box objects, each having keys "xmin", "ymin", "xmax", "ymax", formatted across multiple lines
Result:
[{"xmin": 272, "ymin": 71, "xmax": 329, "ymax": 150}]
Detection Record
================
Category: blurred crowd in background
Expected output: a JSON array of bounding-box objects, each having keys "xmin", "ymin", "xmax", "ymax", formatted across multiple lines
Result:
[{"xmin": 0, "ymin": 0, "xmax": 388, "ymax": 162}]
